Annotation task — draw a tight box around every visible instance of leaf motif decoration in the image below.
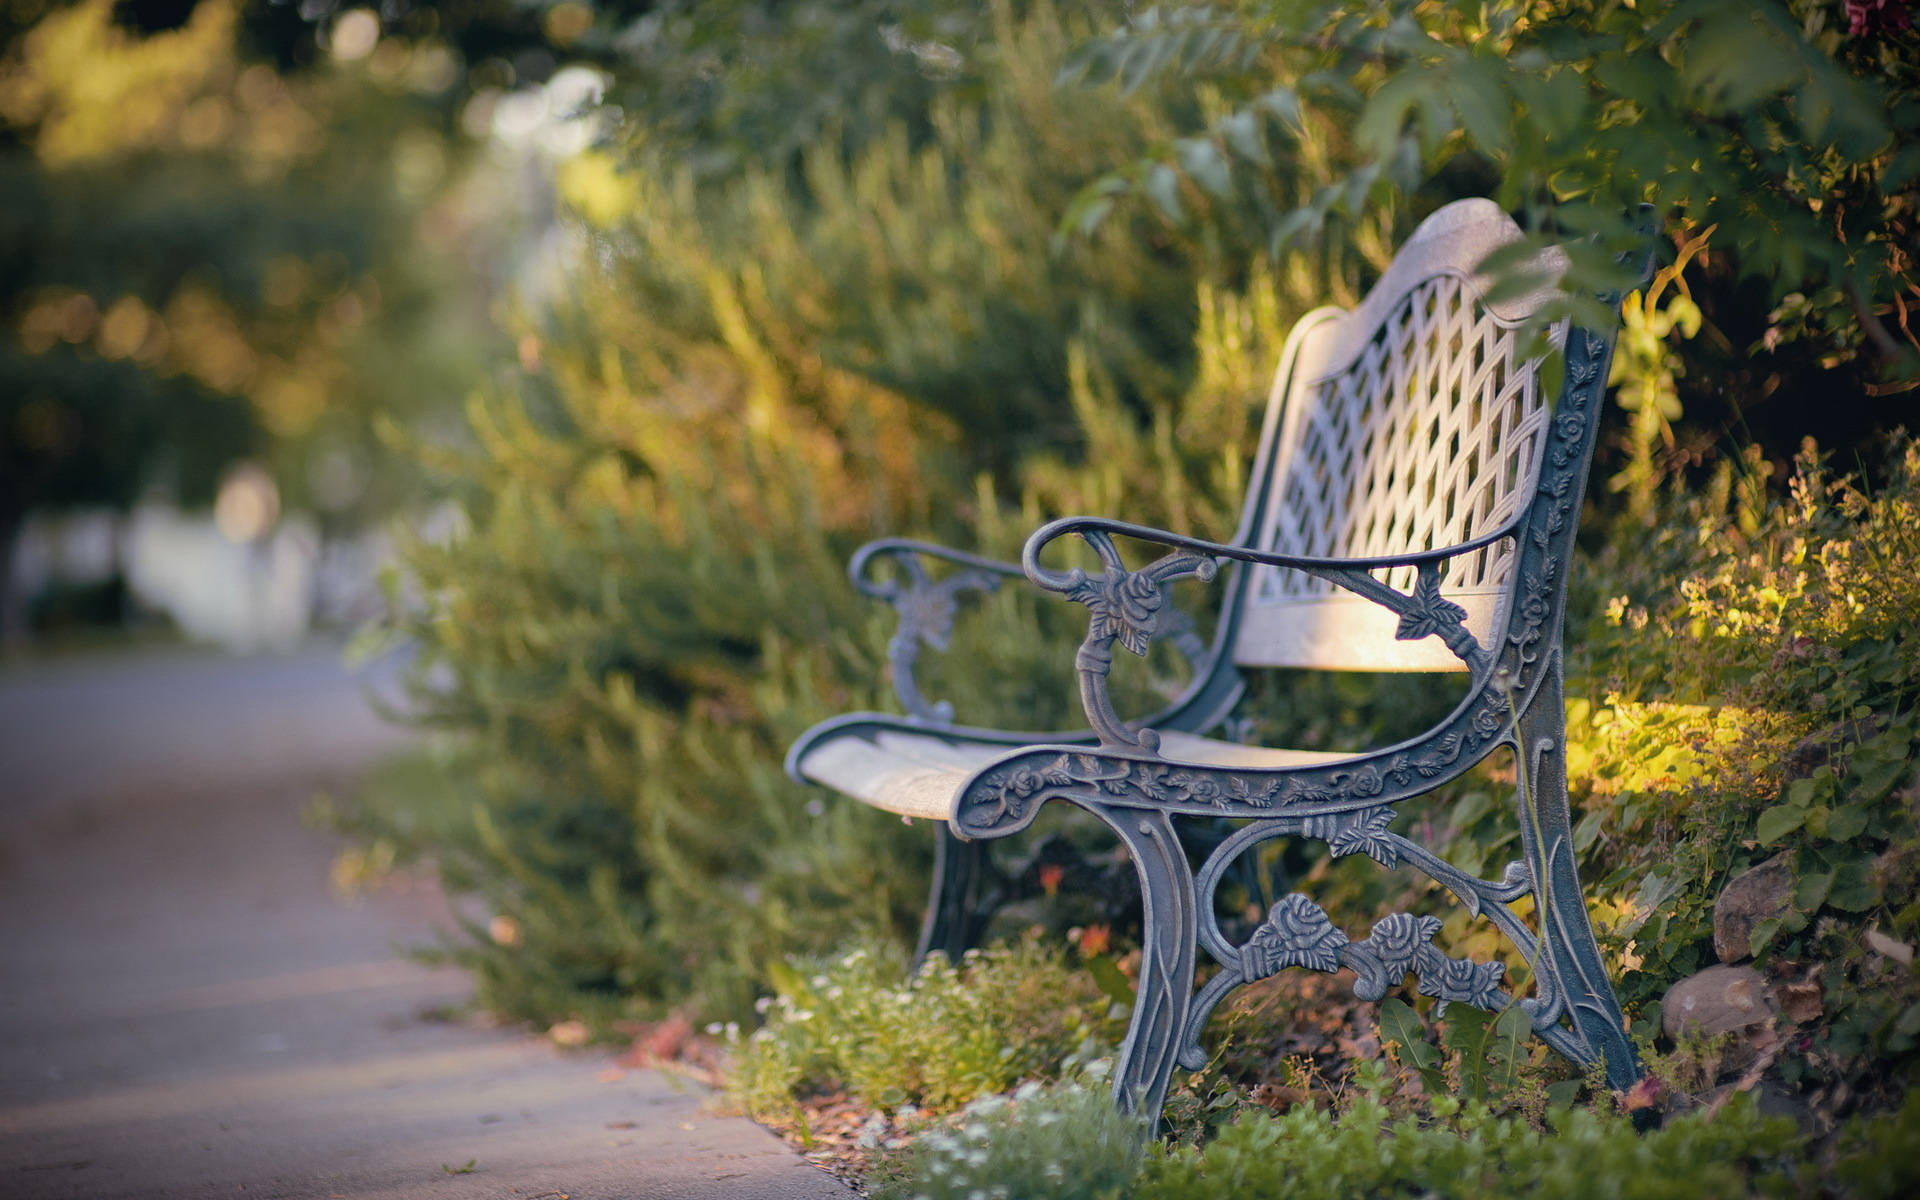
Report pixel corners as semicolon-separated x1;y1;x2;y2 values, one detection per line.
1395;571;1469;642
1330;806;1401;866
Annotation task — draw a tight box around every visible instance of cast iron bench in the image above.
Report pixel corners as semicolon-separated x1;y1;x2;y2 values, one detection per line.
787;198;1645;1123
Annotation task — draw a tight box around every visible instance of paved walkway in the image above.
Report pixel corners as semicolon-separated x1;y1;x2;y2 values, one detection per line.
0;644;851;1200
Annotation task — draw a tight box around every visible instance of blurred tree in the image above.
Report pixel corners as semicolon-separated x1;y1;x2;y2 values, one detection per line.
0;0;494;638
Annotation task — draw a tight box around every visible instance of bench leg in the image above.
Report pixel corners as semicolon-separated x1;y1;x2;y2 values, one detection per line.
914;824;993;969
1087;803;1197;1126
1516;656;1642;1089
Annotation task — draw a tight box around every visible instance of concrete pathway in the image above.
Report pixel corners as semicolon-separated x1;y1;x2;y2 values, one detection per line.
0;644;851;1200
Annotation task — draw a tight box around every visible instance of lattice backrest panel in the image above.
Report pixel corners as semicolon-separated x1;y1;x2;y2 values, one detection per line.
1230;200;1566;673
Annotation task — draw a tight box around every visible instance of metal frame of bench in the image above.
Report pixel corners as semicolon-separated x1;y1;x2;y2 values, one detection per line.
788;199;1646;1124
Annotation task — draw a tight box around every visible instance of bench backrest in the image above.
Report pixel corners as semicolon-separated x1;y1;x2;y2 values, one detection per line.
1227;199;1569;673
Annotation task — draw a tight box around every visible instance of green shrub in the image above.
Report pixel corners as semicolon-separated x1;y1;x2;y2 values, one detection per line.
1551;441;1920;1093
725;939;1117;1120
340;0;1318;1031
875;1064;1804;1200
1135;1082;1800;1200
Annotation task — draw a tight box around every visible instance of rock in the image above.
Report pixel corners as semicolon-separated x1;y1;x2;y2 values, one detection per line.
1703;1079;1815;1133
1714;853;1795;962
1777;716;1886;783
1663;965;1778;1072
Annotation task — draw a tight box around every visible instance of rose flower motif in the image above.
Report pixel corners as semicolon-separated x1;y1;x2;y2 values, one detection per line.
1171;772;1225;806
1365;912;1442;980
1518;587;1551;628
1472;703;1503;739
1004;766;1045;798
1242;894;1349;978
1418;953;1507;1010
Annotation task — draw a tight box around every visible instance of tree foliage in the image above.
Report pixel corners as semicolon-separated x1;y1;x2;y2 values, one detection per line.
1065;1;1919;478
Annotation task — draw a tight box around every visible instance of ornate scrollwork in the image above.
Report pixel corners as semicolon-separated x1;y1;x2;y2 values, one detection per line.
1235;895;1509;1010
885;568;1004;722
1052;538;1219;749
966;754;1082;828
852;541;1021;725
958;755;1432;837
1343;910;1509;1008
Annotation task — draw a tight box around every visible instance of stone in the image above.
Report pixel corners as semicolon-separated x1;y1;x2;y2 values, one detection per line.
1777;716;1886;783
1714;853;1795;962
1703;1079;1815;1134
1663;965;1778;1072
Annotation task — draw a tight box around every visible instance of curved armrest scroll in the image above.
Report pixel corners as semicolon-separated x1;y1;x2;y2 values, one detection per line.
1022;515;1517;747
849;539;1025;724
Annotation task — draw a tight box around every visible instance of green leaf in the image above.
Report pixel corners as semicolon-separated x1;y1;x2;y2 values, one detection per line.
1452;57;1512;155
1257;87;1303;134
1852;753;1909;801
1441;1004;1495;1101
1795;870;1834;912
1829;859;1879;912
1824;803;1870;843
1086;954;1135;1007
1176;138;1232;197
1546;1077;1583;1112
1143;163;1185;223
1490;1005;1532;1098
1377;997;1443;1081
1573;807;1606;854
1755;803;1807;845
1220;109;1270;167
1805;805;1832;839
1268;206;1319;253
1356;71;1429;162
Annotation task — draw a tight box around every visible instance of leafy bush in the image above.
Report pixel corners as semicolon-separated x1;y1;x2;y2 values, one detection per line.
340;0;1318;1029
724;939;1116;1120
1554;441;1920;1090
1135;1079;1799;1200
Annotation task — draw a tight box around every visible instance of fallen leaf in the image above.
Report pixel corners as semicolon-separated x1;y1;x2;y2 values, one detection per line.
1864;928;1914;965
1775;980;1824;1024
1619;1075;1665;1112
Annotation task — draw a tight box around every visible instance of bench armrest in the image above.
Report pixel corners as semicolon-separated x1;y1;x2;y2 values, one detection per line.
848;538;1027;724
1020;515;1518;750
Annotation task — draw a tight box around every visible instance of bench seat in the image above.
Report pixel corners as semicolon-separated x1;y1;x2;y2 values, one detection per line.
794;726;1350;822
